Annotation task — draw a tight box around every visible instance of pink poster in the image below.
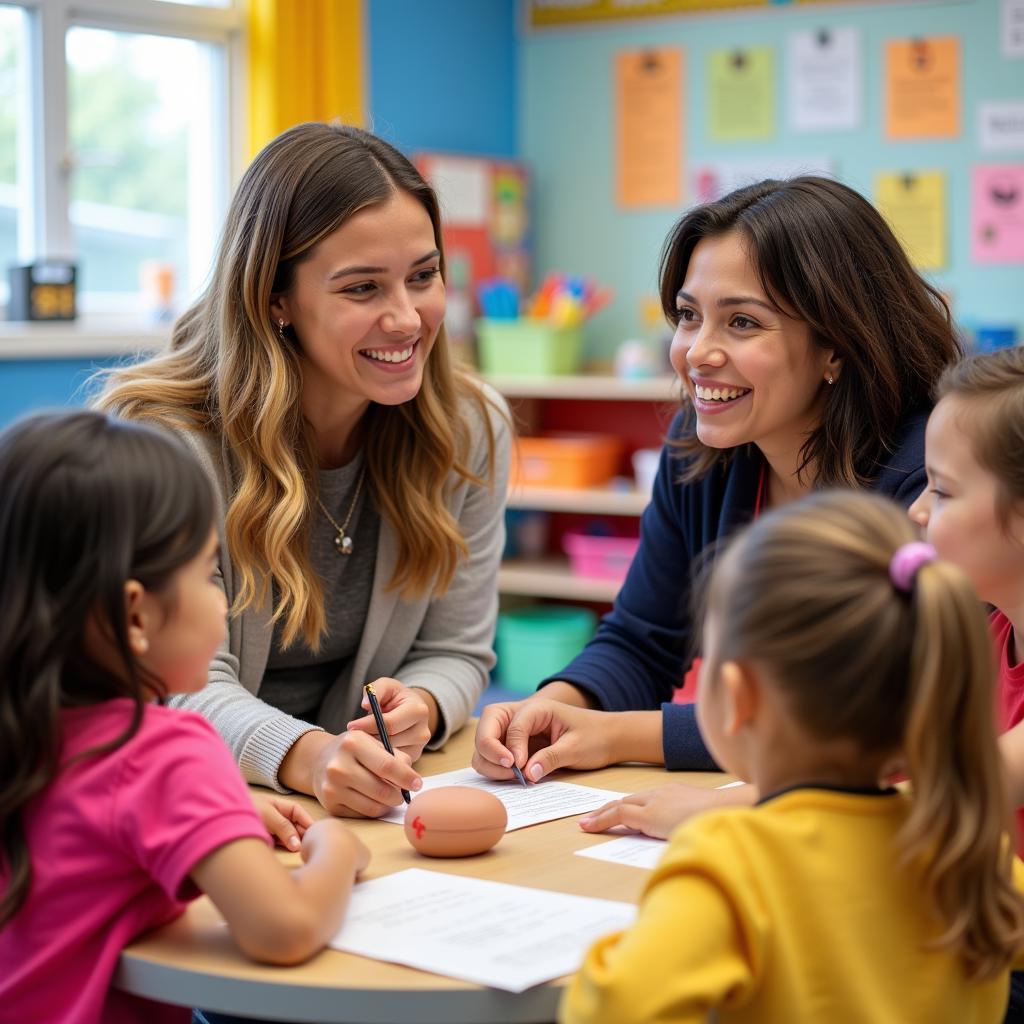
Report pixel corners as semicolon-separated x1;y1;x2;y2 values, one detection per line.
972;164;1024;264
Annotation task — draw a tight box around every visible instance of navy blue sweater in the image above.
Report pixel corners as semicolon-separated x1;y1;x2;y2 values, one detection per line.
541;410;929;770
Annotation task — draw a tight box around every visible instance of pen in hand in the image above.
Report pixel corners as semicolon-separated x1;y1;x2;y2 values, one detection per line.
364;683;412;804
511;763;528;787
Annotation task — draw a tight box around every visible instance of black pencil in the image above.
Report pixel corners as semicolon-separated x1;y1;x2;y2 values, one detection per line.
364;683;411;804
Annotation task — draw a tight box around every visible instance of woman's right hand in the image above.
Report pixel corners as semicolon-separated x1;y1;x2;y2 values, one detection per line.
472;698;621;781
306;730;423;817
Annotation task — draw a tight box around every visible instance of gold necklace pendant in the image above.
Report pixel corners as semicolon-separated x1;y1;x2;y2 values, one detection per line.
316;465;366;557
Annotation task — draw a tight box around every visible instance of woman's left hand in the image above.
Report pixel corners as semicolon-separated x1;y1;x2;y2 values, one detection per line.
252;791;316;851
346;677;434;762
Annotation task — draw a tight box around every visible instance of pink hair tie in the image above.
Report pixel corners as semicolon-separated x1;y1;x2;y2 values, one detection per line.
889;541;937;592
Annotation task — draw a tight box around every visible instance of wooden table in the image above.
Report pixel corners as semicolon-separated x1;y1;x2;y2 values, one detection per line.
114;726;727;1023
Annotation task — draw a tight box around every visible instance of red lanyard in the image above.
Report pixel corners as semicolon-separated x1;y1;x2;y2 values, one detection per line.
753;462;767;519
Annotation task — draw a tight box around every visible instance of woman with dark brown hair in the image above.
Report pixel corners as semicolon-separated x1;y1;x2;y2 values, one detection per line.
474;176;962;798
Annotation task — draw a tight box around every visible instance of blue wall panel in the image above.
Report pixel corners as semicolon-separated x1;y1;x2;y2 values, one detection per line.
367;0;518;157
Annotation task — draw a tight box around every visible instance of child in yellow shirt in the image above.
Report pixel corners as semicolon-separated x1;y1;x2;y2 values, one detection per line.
562;490;1024;1024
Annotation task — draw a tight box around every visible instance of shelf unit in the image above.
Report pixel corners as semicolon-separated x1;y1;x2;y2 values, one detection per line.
490;373;671;602
497;560;620;603
507;484;649;516
489;373;675;402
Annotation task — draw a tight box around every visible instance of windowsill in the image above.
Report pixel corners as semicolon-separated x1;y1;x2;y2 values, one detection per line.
0;316;170;360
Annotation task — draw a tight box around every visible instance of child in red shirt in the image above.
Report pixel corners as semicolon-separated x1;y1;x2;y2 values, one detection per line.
908;348;1024;855
0;411;370;1024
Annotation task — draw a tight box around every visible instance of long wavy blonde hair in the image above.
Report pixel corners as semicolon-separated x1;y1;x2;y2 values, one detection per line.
705;491;1024;979
97;122;500;650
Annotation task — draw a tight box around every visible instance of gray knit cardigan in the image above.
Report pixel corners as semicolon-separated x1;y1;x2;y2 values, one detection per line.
168;385;510;790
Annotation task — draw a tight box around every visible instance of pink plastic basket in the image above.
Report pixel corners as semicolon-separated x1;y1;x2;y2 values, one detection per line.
563;532;640;582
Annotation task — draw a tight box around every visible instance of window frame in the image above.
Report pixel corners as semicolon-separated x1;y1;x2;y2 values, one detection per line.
8;0;246;312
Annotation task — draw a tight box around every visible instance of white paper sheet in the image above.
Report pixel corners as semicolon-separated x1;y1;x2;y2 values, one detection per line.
717;780;745;789
329;868;636;992
692;156;834;204
575;834;667;870
382;767;625;831
980;101;1024;152
424;156;489;225
1004;0;1024;58
788;27;862;132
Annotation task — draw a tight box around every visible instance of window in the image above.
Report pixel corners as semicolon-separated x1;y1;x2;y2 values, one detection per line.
7;1;242;314
67;27;223;306
0;5;25;303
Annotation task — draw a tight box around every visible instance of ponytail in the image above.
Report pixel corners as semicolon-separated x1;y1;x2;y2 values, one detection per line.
710;490;1024;978
901;560;1024;978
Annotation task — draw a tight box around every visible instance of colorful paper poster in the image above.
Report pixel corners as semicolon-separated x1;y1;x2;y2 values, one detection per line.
788;27;861;133
885;37;960;140
1004;0;1024;58
709;48;775;142
980;102;1024;152
972;165;1024;264
691;156;834;204
875;172;947;270
616;48;684;209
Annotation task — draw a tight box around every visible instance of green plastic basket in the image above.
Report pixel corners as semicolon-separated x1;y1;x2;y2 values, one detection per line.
495;606;597;693
476;319;584;377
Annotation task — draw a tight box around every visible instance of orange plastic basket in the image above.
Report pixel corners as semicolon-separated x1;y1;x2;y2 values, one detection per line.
510;434;624;489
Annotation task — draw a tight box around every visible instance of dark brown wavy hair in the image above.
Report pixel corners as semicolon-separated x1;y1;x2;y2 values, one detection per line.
660;177;963;486
0;411;214;926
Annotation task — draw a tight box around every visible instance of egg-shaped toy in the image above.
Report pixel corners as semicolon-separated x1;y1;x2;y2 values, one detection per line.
403;786;507;857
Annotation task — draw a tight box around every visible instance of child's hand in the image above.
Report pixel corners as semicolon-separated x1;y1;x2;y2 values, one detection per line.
578;782;756;839
252;792;315;852
346;677;432;761
301;818;372;875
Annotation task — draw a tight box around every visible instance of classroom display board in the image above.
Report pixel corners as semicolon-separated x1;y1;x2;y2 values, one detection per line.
521;0;1022;360
413;153;530;351
529;0;918;29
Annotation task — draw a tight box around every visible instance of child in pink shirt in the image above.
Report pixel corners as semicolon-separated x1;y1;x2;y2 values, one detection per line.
0;411;370;1024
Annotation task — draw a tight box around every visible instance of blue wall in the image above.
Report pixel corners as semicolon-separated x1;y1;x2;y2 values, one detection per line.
367;0;518;157
0;358;119;425
521;0;1024;361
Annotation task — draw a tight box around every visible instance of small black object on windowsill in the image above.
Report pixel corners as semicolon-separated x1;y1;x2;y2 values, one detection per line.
7;262;77;321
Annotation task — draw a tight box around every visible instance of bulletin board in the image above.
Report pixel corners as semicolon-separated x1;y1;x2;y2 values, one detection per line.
528;0;955;29
520;0;1022;361
414;153;530;294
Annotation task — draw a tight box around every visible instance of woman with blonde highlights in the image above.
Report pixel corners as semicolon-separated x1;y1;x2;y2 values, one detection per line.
98;122;510;817
563;491;1024;1023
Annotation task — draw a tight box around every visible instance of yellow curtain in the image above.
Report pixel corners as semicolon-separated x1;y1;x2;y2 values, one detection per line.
248;0;365;158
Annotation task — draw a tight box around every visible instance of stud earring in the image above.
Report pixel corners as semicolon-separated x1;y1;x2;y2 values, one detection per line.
826;374;835;385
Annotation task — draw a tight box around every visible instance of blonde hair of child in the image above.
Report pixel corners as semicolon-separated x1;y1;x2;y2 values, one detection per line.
937;347;1024;532
705;490;1024;979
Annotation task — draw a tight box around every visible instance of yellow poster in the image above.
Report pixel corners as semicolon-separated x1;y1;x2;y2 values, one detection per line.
885;36;960;140
709;48;775;141
875;172;947;270
616;49;684;208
